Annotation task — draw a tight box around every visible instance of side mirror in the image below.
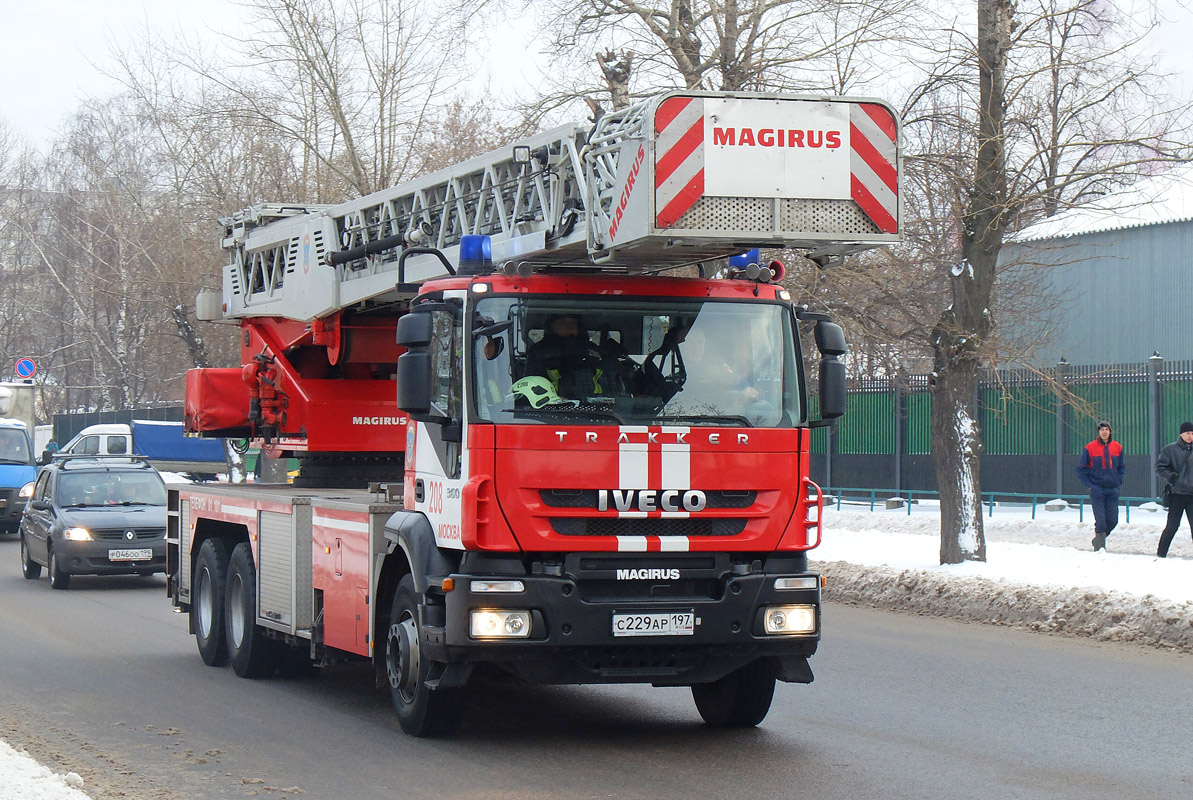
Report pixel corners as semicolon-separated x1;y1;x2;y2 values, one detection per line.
818;357;847;419
396;351;433;416
814;320;846;357
30;499;50;511
396;312;433;348
395;352;451;425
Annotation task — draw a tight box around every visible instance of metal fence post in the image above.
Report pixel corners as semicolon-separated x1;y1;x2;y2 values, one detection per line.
894;376;905;492
826;422;835;491
1148;351;1163;498
1055;357;1069;496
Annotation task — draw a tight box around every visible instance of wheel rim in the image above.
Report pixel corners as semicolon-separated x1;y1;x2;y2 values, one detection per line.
196;566;213;638
386;612;420;702
229;572;246;648
21;537;28;567
50;552;59;584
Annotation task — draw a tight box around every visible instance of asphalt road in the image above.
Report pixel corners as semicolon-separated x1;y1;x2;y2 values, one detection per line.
1;534;1190;800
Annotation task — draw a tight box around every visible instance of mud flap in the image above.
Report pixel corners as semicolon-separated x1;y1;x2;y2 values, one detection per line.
777;655;814;684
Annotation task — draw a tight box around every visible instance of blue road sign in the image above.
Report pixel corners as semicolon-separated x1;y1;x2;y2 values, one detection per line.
15;358;37;379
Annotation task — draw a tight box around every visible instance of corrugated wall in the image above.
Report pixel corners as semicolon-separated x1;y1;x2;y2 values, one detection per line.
1003;219;1193;365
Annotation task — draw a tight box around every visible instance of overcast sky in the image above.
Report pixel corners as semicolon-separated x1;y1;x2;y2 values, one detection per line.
2;0;1191;149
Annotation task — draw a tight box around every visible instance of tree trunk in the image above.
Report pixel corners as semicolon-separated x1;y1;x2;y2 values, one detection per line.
930;333;987;563
930;0;1011;564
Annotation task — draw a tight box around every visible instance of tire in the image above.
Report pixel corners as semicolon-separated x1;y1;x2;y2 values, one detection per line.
21;535;42;580
384;574;464;736
192;538;230;667
224;542;278;678
691;659;778;728
48;546;71;590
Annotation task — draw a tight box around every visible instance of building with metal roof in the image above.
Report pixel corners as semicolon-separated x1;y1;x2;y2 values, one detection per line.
1002;164;1193;366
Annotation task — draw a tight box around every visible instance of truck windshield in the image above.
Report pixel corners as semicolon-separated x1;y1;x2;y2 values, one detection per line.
0;428;31;464
471;296;802;427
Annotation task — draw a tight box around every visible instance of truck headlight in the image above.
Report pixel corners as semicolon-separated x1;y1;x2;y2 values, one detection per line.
64;527;93;542
763;604;817;635
19;481;34;499
470;609;531;638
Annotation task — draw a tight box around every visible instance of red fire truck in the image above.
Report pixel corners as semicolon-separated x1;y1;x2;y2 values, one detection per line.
168;90;900;736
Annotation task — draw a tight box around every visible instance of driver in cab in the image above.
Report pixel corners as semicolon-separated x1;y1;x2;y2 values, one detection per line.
525;314;628;402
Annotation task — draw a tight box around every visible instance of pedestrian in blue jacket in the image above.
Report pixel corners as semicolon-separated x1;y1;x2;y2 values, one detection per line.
1077;421;1125;551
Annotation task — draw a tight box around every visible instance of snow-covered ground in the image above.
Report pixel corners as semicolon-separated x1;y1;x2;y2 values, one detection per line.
4;498;1192;797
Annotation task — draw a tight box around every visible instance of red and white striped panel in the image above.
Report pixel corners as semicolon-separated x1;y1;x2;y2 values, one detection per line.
613;425;692;552
654;96;706;229
849;103;899;233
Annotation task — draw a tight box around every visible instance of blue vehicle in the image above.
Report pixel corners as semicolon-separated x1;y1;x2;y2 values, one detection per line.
0;419;37;533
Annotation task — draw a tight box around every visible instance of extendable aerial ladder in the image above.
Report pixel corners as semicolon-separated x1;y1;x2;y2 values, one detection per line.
189;90;900;476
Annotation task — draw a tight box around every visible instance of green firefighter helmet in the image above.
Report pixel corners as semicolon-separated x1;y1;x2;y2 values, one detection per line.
509;376;564;408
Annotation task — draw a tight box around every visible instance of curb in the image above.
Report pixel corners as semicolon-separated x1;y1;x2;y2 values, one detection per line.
817;560;1193;653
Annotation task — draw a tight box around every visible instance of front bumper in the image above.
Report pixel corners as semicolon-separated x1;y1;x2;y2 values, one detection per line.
425;555;821;686
54;538;167;575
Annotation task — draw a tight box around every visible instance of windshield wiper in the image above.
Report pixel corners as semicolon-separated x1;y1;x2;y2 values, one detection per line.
0;458;30;465
652;414;753;428
501;405;628;425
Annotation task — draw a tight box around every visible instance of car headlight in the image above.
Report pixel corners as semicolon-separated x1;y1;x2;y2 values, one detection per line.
19;481;34;499
64;527;93;542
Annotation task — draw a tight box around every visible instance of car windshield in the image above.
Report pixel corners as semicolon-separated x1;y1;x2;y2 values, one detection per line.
0;428;31;464
471;296;802;427
57;471;167;507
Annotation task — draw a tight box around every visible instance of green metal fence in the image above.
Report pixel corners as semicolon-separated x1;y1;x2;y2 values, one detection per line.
825;357;1193;496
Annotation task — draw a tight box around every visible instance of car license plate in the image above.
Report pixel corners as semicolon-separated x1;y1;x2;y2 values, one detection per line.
109;548;153;562
612;611;695;637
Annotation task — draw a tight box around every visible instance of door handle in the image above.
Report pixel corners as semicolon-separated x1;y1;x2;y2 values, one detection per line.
415;479;425;503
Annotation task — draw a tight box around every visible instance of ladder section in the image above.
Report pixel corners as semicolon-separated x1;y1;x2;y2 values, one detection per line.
219;91;902;323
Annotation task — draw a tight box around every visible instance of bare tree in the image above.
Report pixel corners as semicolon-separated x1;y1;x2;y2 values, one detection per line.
910;0;1193;563
459;0;922;119
152;0;468;200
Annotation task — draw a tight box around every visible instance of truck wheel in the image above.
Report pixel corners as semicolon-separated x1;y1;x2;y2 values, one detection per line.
225;542;279;678
691;659;777;728
48;546;71;590
193;538;230;667
384;574;464;736
21;535;42;579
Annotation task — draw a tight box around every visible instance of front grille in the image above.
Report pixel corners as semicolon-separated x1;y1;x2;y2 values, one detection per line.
550;517;747;537
541;489;756;509
92;528;165;541
0;488;18;519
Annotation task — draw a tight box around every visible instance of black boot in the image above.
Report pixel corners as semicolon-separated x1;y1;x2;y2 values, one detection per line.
1091;532;1106;551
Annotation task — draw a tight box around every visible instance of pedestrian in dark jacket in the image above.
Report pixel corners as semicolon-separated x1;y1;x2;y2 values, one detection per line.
1077;420;1125;551
1154;421;1193;557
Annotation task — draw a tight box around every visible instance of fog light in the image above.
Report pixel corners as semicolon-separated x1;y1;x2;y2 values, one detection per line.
64;527;93;542
470;609;532;639
470;579;525;593
774;576;820;591
764;604;817;635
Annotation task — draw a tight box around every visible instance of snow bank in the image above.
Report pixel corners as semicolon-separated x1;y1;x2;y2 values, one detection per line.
0;739;91;800
815;505;1193;652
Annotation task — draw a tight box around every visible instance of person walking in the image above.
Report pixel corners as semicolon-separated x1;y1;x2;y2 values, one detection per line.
1077;421;1125;551
1154;421;1193;558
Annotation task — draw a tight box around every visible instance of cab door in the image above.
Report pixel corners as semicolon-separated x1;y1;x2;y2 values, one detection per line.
402;300;468;549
